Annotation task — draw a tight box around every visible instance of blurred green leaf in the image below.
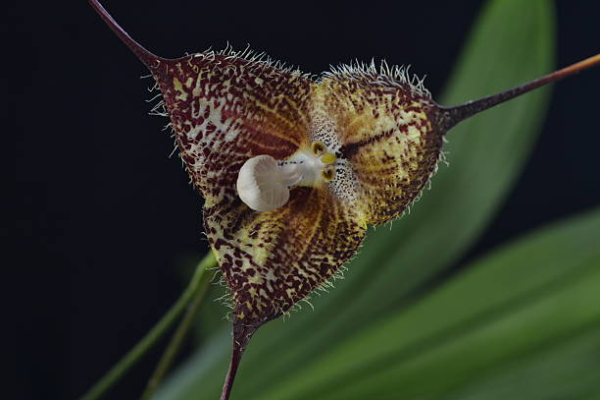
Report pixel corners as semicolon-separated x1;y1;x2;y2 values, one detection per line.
444;325;600;400
156;0;556;399
581;387;600;400
257;208;600;399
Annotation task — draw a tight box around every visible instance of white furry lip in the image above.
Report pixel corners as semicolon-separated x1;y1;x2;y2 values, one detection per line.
236;155;302;212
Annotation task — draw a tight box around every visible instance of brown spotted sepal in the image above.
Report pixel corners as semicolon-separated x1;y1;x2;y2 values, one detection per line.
146;54;444;330
88;0;444;334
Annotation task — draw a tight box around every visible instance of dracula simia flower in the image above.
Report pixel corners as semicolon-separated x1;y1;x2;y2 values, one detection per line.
89;0;445;330
89;1;600;398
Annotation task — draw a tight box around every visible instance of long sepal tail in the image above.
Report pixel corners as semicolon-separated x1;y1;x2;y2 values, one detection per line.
88;0;165;69
440;53;600;131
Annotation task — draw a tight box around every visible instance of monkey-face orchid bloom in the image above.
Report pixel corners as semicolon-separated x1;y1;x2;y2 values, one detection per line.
91;0;445;330
89;1;600;398
166;54;445;332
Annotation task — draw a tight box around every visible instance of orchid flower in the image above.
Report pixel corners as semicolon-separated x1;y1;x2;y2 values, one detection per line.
88;1;600;398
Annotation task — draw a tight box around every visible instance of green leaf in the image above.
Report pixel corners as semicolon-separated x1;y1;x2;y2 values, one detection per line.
256;208;600;399
443;325;600;400
155;0;556;398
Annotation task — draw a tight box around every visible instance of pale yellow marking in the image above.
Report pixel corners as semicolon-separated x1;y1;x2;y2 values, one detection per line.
173;77;188;102
407;125;422;142
210;245;221;263
192;71;204;97
345;111;374;132
247;273;264;285
238;207;292;267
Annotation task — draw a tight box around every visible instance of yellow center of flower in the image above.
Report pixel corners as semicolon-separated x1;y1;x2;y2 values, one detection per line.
236;142;338;212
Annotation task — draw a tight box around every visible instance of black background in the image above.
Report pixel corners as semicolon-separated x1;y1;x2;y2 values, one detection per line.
6;1;600;399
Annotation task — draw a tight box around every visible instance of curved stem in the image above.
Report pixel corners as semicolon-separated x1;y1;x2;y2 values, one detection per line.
78;252;217;400
141;264;213;400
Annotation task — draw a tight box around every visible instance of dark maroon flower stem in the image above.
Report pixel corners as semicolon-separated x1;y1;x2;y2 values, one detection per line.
220;321;259;400
439;53;600;132
220;344;243;400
